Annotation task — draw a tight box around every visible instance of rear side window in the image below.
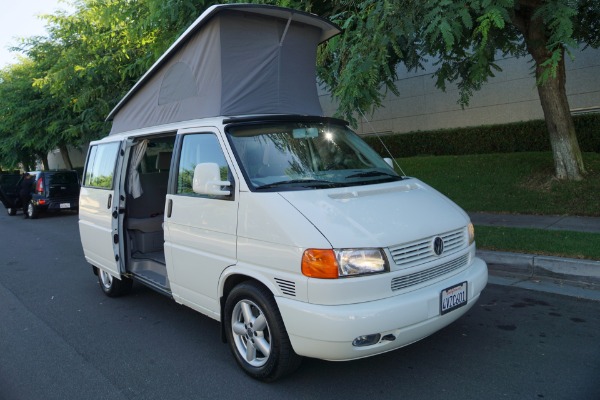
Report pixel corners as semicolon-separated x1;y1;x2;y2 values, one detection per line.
46;172;78;186
84;142;120;189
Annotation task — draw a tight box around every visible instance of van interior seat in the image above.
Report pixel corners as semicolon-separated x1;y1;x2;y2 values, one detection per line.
155;151;172;172
126;169;169;254
127;216;163;232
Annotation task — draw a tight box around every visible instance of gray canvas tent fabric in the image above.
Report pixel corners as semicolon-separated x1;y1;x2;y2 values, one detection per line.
108;5;340;135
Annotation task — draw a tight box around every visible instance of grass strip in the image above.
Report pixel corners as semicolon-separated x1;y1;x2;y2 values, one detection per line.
475;225;600;260
398;152;600;216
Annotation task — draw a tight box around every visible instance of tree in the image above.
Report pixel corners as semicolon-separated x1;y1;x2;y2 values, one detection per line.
311;0;600;181
0;61;57;170
28;0;215;144
31;0;156;145
1;0;219;167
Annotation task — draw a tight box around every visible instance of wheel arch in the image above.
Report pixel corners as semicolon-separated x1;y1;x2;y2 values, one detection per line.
219;271;278;343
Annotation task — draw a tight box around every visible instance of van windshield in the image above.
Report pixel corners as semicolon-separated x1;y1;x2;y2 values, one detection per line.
227;121;402;191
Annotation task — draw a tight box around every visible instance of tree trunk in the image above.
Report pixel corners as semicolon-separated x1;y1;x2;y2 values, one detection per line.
534;52;585;180
59;144;74;170
512;1;586;181
40;154;50;171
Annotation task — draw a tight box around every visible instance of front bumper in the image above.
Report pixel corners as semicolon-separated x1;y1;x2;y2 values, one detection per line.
276;257;488;361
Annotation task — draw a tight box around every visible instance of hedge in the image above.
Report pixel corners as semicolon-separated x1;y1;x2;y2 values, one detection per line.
363;113;600;157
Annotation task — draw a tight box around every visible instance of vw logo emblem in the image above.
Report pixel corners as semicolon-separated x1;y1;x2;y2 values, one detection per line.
433;237;444;256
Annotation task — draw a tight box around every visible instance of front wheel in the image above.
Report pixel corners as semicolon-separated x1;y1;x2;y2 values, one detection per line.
97;268;133;297
224;282;302;382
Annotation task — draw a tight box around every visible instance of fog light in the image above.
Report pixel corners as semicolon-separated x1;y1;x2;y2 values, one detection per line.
352;334;381;347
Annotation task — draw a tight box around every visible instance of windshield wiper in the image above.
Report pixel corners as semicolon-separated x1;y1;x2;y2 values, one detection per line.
346;170;401;179
255;179;338;190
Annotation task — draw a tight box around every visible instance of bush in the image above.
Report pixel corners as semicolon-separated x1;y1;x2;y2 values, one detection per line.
363;114;600;157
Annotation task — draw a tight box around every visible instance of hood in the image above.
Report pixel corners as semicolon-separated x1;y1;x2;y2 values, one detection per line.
279;178;469;249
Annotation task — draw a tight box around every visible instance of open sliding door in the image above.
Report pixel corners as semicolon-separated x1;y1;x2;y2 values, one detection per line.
79;139;130;278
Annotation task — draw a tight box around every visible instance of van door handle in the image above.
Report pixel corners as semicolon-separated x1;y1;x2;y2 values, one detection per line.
167;199;173;218
107;194;112;209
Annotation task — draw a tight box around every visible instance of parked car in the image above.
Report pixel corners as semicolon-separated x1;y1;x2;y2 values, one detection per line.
0;172;23;215
22;170;80;219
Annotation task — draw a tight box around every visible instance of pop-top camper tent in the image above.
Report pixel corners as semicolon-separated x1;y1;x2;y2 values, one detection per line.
107;4;340;135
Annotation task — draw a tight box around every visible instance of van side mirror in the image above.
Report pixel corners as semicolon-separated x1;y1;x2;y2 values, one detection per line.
383;158;394;169
192;163;231;196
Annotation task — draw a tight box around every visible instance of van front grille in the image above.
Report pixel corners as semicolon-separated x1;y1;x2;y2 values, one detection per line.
391;254;469;291
389;228;466;267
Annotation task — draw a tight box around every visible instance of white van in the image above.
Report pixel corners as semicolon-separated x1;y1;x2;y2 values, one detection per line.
79;4;487;382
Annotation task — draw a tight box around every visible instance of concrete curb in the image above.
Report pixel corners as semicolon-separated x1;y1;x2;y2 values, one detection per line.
477;250;600;285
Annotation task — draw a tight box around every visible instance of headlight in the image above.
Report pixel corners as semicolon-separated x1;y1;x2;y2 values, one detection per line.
336;249;388;276
302;248;389;279
468;222;475;245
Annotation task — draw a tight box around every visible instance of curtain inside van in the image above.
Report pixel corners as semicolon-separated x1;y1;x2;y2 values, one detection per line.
128;140;148;199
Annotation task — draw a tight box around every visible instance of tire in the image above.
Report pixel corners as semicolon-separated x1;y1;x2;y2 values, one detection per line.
7;207;17;216
224;281;302;382
97;268;133;297
27;202;39;219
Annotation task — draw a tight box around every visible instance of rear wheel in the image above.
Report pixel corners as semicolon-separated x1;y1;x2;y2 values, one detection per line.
97;268;133;297
7;207;17;216
27;202;39;219
224;281;302;382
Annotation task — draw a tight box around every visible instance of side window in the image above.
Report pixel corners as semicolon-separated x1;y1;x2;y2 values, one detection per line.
176;134;229;196
83;142;120;189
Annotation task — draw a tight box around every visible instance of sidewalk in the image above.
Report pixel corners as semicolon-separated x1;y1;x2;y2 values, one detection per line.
468;212;600;288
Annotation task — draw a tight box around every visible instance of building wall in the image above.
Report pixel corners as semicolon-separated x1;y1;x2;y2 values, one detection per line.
319;47;600;135
47;146;87;170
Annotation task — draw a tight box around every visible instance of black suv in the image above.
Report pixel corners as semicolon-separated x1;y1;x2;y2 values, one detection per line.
2;170;80;219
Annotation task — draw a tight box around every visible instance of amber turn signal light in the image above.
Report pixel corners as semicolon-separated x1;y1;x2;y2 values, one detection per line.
301;249;338;279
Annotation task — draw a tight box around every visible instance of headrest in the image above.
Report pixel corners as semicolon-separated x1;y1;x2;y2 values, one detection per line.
155;152;172;170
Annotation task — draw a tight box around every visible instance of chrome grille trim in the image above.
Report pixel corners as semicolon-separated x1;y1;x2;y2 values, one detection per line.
391;254;470;291
389;228;466;267
274;278;296;297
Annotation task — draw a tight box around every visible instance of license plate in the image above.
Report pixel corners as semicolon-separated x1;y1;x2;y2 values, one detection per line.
440;282;468;315
60;203;71;209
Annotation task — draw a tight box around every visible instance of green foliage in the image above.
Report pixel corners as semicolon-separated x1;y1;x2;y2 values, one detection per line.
88;174;114;189
0;60;59;169
532;0;578;84
364;114;600;157
312;0;598;122
574;0;600;47
0;0;216;168
317;0;421;124
35;0;162;143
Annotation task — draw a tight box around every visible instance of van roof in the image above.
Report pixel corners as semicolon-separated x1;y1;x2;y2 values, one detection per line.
107;4;340;136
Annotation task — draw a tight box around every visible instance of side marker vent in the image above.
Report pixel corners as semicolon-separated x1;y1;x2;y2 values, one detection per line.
274;278;296;297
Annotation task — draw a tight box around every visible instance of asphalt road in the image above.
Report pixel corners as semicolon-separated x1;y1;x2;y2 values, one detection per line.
1;211;599;400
